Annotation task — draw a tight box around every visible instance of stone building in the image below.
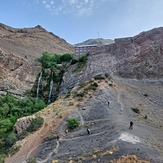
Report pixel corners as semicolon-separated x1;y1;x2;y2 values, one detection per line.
74;44;98;56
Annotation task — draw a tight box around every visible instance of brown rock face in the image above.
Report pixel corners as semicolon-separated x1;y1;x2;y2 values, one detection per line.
107;27;163;78
0;23;74;96
15;115;35;135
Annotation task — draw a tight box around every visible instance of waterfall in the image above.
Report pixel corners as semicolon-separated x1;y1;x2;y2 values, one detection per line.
36;71;43;99
48;72;54;103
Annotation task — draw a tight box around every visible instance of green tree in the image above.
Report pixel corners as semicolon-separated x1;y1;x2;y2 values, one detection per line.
4;132;17;147
0;119;13;133
37;52;56;68
60;54;73;62
78;54;88;63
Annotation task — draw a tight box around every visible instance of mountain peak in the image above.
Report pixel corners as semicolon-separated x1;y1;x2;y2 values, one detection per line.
75;38;114;46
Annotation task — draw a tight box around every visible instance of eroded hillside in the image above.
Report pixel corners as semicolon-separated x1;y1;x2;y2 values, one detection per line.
0;23;73;96
5;77;163;163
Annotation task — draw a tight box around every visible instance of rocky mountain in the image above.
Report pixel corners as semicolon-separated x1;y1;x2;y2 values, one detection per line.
75;38;114;46
0;23;74;96
60;27;163;96
3;26;163;163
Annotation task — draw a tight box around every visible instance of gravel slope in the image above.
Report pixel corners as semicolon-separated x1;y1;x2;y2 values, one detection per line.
33;77;163;163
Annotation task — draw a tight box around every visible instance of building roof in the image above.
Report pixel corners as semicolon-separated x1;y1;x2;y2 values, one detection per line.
75;44;98;48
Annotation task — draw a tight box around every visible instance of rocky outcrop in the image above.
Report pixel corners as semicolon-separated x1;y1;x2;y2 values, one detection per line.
0;48;41;96
0;23;74;96
59;27;163;95
107;27;163;78
15;115;35;135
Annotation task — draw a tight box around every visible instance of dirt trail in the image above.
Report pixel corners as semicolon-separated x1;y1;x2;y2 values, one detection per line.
5;88;93;163
36;140;60;163
76;110;84;126
5;78;163;163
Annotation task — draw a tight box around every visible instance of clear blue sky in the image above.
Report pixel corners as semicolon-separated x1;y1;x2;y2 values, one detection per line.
0;0;163;44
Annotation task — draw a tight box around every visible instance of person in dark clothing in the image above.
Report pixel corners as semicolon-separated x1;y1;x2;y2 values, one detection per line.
56;135;60;140
144;115;148;119
129;121;133;129
108;101;110;106
87;128;90;135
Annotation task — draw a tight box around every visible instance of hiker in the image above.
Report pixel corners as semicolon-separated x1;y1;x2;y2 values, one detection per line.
65;129;68;134
129;121;133;130
144;115;148;119
108;101;110;106
56;135;60;141
87;128;90;135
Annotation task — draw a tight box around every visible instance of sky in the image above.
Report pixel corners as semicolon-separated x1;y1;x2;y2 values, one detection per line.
0;0;163;44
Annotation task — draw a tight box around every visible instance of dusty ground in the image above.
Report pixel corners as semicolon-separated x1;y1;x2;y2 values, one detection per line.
5;77;163;163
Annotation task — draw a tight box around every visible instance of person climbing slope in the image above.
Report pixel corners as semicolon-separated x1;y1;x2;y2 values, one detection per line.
87;128;90;135
129;121;134;130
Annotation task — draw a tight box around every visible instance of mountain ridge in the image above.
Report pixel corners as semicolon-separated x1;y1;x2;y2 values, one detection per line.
75;38;114;46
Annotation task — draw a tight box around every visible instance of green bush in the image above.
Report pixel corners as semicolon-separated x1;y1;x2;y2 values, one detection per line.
67;118;79;129
0;93;46;158
26;117;44;133
60;54;73;62
78;54;88;63
4;132;17;147
91;82;98;87
71;58;78;65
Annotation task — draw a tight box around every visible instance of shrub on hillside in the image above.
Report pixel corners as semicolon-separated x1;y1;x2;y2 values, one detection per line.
26;117;44;133
78;54;88;63
67;118;79;130
71;58;78;65
91;82;98;87
60;54;73;62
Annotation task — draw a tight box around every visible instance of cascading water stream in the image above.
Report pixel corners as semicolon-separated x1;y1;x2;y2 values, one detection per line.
36;71;43;99
48;72;54;103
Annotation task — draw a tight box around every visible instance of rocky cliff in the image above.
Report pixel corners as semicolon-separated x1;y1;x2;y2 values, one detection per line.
60;27;163;95
107;27;163;78
0;23;74;96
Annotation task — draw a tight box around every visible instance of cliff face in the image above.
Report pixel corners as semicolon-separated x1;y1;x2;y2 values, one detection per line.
109;27;163;78
0;49;41;95
60;27;163;95
0;23;74;96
